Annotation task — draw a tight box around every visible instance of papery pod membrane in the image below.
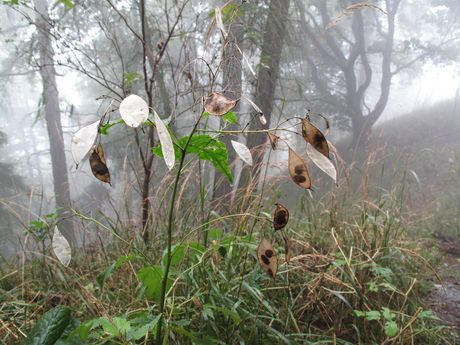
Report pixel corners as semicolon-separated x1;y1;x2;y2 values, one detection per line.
70;120;100;167
273;203;289;230
89;144;111;184
52;226;71;267
119;94;149;127
268;132;279;150
154;111;175;170
306;143;337;184
301;117;330;158
204;92;237;116
288;147;311;189
243;96;267;125
257;238;277;279
284;236;292;264
231;140;253;166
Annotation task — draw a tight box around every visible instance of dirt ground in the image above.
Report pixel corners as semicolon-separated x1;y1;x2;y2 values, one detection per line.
425;245;460;337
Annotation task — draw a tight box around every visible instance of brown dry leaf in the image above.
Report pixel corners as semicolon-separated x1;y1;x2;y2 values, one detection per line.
284;236;292;263
89;144;111;184
301;118;330;158
273;203;289;230
257;238;277;279
288;147;311;189
204;92;237;116
268;132;279;150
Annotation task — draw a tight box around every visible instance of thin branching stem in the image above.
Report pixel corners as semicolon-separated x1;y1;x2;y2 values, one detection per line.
155;111;205;344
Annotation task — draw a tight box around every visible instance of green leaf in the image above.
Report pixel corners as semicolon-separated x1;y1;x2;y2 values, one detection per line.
93;316;130;337
384;320;399;337
163;243;186;267
127;314;161;341
137;266;171;302
354;310;381;321
3;0;20;5
97;255;139;288
99;119;125;135
203;304;241;325
222;111;237;124
57;0;73;8
152;134;232;183
381;307;395;321
208;228;223;241
24;306;72;345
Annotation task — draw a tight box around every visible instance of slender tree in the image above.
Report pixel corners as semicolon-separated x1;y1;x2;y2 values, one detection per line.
34;0;76;245
214;2;244;205
245;0;291;183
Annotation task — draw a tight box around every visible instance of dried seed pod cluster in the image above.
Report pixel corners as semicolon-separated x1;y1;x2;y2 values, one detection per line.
257;203;293;279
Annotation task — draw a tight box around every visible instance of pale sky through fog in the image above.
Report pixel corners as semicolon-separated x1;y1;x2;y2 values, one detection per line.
380;64;460;122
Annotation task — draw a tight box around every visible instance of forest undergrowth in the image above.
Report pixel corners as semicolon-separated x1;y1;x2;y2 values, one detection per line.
1;154;459;344
1;102;460;344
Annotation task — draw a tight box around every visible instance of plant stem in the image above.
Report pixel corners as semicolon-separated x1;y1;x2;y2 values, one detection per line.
155;112;204;344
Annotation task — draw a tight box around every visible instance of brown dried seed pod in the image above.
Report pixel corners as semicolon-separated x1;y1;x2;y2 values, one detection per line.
257;238;277;279
89;144;111;184
273;203;289;230
203;92;237;116
268;132;279;150
301;117;330;158
288;147;311;189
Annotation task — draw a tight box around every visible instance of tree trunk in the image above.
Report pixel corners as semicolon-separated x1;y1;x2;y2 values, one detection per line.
34;0;76;245
244;0;290;185
214;3;244;207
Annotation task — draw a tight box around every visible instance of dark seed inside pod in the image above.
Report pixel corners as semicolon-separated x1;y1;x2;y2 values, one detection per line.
265;249;274;258
267;268;274;278
294;165;304;175
294;175;306;183
94;163;108;175
261;254;270;265
275;211;286;224
314;133;323;145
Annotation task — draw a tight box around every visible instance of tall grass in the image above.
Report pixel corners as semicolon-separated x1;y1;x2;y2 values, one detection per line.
1;140;457;344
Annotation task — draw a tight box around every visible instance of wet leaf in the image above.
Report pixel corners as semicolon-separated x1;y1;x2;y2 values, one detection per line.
119;94;149;127
231;140;253;166
70;120;100;167
154;111;175;170
306;143;337;183
89;144;111;184
24;305;71;345
301;117;330;158
257;238;277;279
204;93;237;116
273;203;289;230
284;236;292;263
288;147;311;189
52;226;71;267
268;132;279;150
